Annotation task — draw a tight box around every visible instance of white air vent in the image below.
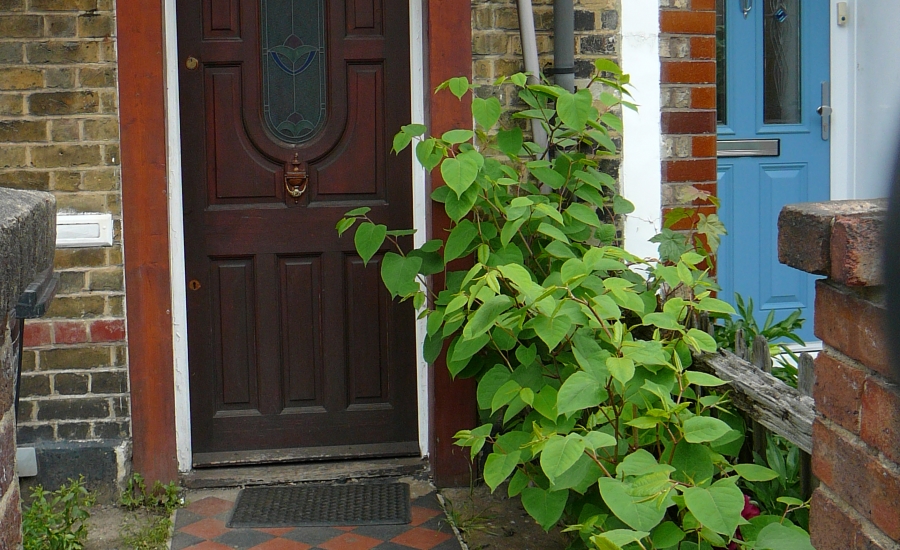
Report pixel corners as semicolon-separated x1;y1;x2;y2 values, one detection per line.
56;213;114;248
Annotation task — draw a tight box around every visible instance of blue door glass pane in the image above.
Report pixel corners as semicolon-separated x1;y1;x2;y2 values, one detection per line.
763;0;801;124
261;0;326;144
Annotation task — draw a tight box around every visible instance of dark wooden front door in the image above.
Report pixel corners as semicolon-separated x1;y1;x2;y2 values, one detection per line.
177;0;418;466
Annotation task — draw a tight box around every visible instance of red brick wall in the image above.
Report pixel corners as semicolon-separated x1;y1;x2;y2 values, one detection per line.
778;201;900;550
0;314;23;549
659;0;717;215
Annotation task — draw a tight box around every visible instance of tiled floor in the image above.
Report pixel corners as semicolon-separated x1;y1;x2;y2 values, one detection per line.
171;489;460;550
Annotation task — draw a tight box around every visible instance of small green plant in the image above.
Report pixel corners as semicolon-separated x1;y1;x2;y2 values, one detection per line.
22;476;96;550
714;294;806;387
338;63;813;550
119;473;184;549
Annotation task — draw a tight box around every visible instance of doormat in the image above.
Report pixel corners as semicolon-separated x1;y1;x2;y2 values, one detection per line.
227;482;411;528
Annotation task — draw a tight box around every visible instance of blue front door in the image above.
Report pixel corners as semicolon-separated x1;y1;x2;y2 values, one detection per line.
716;0;830;344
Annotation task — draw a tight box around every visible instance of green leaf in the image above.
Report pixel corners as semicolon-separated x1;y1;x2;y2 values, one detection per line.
443;184;479;222
556;89;593;129
491;379;523;413
354;223;387;265
642;312;684;331
732;464;779;482
753;523;814;550
685;372;727;387
682;416;732;443
528;315;572;351
440;156;479;198
508;469;529;497
685;328;719;353
442;129;474;144
497;127;523;156
607;357;635;384
448;76;469;99
521;487;568;531
393;130;413;153
593;530;651;549
583;431;617;450
500;217;527;246
473;96;502;129
477;365;511;410
336;217;356;236
463;295;514;339
613;195;635;215
598;477;667;532
670;442;714;486
345;206;371;217
537;222;570;243
416;138;443;171
600;112;624;133
557;372;604;416
423;333;443;363
515;344;537;366
529;165;567;189
696;297;736;315
444;220;478;263
566;203;602;227
484;451;522;492
380;252;422;298
533;385;559;420
540;433;585;482
594;58;622;75
682;482;745;536
651;521;685;549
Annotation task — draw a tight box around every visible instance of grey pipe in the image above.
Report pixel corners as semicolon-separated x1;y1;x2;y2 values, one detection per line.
516;0;548;151
553;0;575;93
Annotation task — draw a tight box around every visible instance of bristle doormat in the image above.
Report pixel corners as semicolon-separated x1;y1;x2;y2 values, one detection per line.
227;482;411;528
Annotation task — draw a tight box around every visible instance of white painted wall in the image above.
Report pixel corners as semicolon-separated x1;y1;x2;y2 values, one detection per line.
620;0;662;260
830;0;900;200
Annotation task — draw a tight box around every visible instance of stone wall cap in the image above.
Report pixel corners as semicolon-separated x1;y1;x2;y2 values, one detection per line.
778;199;886;286
0;187;56;317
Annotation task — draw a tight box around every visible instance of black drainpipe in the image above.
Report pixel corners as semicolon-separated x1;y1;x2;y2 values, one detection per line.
552;0;575;93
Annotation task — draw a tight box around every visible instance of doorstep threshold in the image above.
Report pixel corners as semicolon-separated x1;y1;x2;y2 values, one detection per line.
180;456;428;489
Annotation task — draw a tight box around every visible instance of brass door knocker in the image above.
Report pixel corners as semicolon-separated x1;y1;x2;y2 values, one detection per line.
284;153;309;204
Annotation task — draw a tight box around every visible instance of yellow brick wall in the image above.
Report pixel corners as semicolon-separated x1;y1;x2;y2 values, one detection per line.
0;0;129;444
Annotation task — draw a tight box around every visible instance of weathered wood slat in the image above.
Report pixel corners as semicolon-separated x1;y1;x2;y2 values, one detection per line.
695;349;816;453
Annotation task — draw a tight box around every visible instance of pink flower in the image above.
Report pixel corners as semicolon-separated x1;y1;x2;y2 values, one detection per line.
741;494;761;520
723;495;761;549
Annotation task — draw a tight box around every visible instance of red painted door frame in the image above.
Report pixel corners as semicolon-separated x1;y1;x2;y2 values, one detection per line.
117;0;475;485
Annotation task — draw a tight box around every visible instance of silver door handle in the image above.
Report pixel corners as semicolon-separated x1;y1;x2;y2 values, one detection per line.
816;82;831;141
741;0;753;18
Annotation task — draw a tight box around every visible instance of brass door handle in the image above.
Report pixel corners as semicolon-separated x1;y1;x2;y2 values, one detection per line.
284;153;308;203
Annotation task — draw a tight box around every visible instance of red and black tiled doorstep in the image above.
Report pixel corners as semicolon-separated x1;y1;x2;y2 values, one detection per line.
171;490;461;550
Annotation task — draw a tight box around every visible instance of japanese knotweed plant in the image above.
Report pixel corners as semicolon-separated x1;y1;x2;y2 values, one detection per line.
337;62;812;550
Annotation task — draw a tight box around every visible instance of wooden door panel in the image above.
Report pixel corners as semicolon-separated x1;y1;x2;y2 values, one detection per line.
345;254;391;406
206;0;241;38
206;68;279;202
347;0;381;34
315;65;383;196
279;255;325;408
211;257;258;411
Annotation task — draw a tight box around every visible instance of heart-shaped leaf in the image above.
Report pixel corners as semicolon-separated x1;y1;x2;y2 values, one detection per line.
354;222;387;265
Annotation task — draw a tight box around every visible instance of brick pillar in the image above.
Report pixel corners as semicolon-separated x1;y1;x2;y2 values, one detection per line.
0;188;57;550
779;199;900;550
659;0;717;217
